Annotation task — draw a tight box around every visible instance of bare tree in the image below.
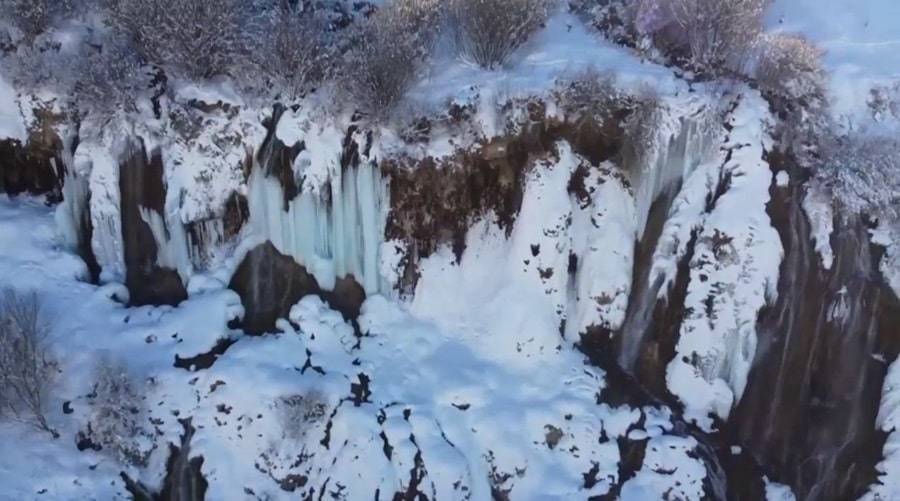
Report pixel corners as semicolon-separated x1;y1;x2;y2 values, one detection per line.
240;1;330;104
570;0;638;46
84;358;152;466
449;0;555;69
755;33;825;101
0;0;73;42
817;134;900;223
73;37;148;126
342;0;443;117
868;82;900;122
104;0;245;79
0;289;57;437
635;0;768;74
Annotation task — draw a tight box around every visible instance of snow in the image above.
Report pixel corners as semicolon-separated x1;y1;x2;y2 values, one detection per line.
0;188;712;499
766;0;900;129
0;75;26;142
3;1;897;497
864;357;900;500
410;12;685;116
802;183;836;270
765;477;797;501
664;93;784;430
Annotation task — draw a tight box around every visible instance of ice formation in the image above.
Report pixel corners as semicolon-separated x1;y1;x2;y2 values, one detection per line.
247;123;389;294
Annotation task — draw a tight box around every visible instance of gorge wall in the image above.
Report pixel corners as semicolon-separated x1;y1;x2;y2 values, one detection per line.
1;88;898;500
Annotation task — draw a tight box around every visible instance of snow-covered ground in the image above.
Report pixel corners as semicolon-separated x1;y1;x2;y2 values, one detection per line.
2;1;899;500
766;0;900;128
0;158;711;499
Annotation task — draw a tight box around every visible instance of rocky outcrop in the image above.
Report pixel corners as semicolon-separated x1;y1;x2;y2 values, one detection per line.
0;109;64;199
229;242;367;335
731;161;900;500
228;242;321;334
119;139;187;306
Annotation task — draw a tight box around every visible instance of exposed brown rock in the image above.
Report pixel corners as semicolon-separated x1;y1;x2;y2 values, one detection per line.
0;108;65;199
729;157;900;501
228;242;321;335
384;96;634;293
119;139;187;307
228;241;369;335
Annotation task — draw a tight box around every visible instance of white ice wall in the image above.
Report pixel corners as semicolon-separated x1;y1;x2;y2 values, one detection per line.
247;126;389;294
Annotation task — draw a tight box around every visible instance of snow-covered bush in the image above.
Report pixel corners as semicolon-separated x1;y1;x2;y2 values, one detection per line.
868;81;900;122
239;2;329;103
556;68;623;126
84;359;152;466
105;0;245;79
0;0;72;41
755;33;826;102
817;134;900;223
636;0;767;74
450;0;555;69
341;0;442;116
570;0;637;46
73;38;148;125
277;391;327;441
0;289;57;437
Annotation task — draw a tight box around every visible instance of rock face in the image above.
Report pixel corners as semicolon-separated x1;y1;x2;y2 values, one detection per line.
0;111;64;199
229;242;321;334
229;241;368;335
119;139;187;306
731;163;900;500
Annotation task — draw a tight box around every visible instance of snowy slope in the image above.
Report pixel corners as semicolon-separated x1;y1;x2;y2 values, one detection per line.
766;0;900;126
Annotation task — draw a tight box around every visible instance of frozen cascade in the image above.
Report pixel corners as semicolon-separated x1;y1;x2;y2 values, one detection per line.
186;219;226;270
247;156;389;294
139;206;193;284
54;140;89;254
75;141;126;282
617;104;722;371
631;107;718;239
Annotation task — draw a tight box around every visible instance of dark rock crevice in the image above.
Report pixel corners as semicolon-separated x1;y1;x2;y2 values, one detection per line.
228;242;367;335
728;155;900;501
0;108;65;199
122;419;208;501
119;138;187;307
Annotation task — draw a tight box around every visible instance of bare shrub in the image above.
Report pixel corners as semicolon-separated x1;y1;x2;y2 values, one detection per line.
450;0;555;69
0;0;73;42
0;289;57;436
570;0;638;46
240;2;329;103
556;68;623;126
105;0;245;79
73;38;148;125
83;359;152;466
342;0;442;117
277;391;327;441
756;33;826;101
817;134;900;223
634;0;767;74
867;81;900;122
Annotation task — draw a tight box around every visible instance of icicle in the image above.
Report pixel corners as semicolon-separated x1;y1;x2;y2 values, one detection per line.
139;207;193;283
246;144;389;294
632;107;717;238
187;219;226;270
54;144;90;253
